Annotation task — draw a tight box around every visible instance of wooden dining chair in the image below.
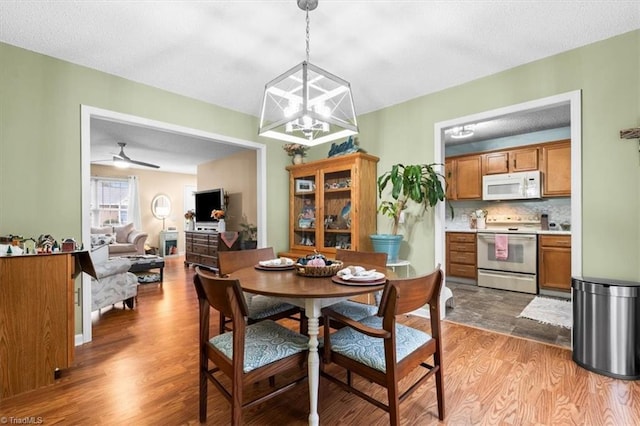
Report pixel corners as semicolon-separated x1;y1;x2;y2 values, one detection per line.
321;266;445;426
331;249;388;321
217;248;303;334
193;268;309;425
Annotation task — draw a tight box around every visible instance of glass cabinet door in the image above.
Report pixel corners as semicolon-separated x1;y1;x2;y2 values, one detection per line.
292;174;317;250
285;153;379;259
320;168;352;251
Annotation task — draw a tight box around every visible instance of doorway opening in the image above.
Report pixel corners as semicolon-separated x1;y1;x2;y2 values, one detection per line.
80;105;267;344
433;90;582;346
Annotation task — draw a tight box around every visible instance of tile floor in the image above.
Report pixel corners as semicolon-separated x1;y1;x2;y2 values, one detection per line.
444;281;572;348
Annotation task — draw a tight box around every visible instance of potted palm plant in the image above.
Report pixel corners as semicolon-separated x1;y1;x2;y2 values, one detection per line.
371;163;448;261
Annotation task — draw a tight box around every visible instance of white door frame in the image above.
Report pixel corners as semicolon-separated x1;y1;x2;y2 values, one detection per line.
79;105;267;344
434;90;583;298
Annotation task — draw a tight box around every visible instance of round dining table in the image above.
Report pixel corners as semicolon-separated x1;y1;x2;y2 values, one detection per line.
230;264;394;426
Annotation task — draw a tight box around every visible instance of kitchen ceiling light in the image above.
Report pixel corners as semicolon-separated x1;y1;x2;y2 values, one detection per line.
258;0;358;147
450;125;475;139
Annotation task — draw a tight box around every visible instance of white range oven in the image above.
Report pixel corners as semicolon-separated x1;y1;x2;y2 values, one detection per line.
476;215;541;294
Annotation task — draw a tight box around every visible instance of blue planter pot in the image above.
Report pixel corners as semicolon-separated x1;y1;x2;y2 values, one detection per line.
370;234;403;263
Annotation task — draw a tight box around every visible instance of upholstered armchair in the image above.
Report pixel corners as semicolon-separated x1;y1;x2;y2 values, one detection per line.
90;244;138;311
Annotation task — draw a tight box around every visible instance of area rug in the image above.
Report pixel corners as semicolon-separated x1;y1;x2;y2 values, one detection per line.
136;272;161;283
517;297;572;329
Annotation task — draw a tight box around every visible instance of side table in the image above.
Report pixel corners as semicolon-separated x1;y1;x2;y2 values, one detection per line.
386;259;411;277
159;230;179;257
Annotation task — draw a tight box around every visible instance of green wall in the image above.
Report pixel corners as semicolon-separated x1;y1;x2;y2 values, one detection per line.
358;29;639;280
0;41;272;240
1;29;639;287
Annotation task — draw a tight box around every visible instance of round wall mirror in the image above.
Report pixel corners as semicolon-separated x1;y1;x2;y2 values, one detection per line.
151;194;171;219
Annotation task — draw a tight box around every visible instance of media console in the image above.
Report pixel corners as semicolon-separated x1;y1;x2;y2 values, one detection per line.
184;230;240;271
195;222;219;232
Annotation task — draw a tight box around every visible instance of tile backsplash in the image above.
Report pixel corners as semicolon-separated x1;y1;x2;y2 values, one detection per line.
446;198;571;229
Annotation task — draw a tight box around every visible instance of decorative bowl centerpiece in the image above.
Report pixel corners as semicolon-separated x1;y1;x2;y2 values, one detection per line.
295;253;343;277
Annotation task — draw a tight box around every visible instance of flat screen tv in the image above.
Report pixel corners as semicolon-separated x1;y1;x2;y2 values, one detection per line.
194;188;225;224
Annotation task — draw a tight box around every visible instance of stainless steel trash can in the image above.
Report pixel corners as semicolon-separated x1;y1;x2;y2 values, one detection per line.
572;277;640;380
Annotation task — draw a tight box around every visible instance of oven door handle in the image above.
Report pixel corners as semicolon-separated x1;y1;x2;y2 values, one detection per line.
477;234;537;241
477;269;536;278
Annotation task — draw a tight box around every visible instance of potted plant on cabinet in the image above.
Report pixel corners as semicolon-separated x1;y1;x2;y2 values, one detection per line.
371;163;448;262
239;218;258;250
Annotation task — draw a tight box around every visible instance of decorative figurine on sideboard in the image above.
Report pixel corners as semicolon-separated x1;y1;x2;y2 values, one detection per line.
327;136;364;158
36;234;57;253
23;238;37;254
62;238;77;252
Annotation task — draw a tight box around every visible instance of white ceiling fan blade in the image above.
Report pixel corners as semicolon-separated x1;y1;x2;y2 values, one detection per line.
128;158;160;169
113;142;160;168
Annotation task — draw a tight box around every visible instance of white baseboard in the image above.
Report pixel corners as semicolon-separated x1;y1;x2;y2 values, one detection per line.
75;333;86;346
412;308;430;318
410;287;453;320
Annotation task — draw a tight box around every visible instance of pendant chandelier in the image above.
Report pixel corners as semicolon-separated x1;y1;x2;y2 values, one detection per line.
258;0;358;146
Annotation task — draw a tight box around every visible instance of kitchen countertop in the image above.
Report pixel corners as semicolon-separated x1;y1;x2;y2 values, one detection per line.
446;228;571;235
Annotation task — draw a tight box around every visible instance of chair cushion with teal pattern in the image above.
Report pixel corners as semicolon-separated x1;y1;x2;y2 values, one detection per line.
328;300;378;321
247;295;298;320
328;316;432;372
210;320;309;373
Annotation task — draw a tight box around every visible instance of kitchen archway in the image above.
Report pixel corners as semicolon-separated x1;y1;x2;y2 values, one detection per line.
434;90;582;345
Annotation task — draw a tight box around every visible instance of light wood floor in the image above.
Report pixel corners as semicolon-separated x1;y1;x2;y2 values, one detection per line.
1;256;639;425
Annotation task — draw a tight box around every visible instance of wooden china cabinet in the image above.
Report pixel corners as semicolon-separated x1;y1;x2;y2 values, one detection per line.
279;152;379;260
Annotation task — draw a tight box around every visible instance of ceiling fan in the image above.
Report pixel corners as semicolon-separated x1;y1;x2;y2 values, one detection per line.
112;142;160;169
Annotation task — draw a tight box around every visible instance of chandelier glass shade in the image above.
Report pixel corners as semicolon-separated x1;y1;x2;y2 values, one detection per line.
258;0;358;146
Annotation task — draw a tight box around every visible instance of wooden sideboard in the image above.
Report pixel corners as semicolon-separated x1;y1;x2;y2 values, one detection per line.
184;230;240;272
0;251;94;399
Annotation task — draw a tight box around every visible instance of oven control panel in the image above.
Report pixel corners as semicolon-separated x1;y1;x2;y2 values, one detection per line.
485;214;541;225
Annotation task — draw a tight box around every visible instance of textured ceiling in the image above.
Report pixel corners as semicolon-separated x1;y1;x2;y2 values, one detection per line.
89;118;249;173
1;1;638;174
443;103;572;146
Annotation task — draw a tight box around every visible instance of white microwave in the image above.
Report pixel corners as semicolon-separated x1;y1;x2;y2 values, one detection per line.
482;170;542;201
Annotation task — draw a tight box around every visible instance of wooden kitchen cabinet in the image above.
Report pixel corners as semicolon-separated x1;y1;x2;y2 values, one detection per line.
539;234;571;292
445;158;456;200
446;232;477;279
445;154;482;200
483;146;539;175
541;139;571;197
0;251;94;399
280;152;379;259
